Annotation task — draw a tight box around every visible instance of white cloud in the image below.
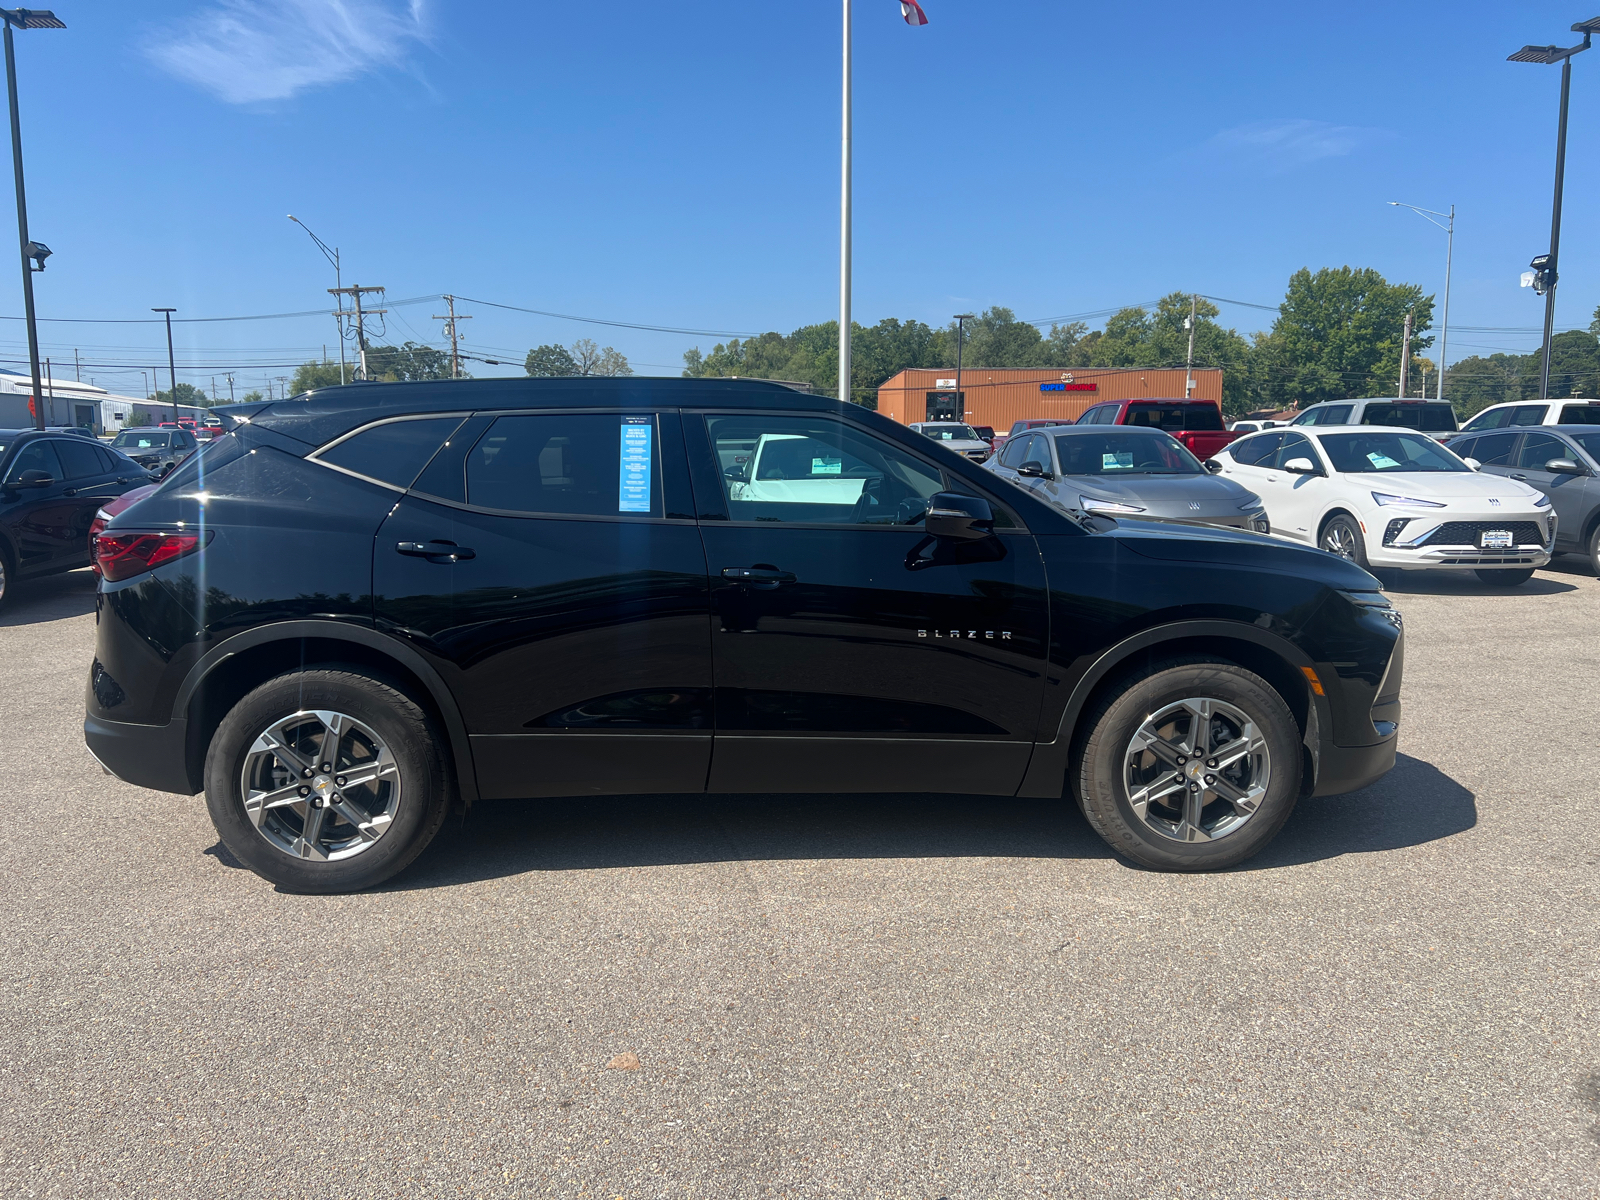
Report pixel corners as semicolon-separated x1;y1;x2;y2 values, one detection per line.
1201;118;1392;169
146;0;428;104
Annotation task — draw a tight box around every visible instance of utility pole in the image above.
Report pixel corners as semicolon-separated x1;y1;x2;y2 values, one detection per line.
42;353;49;422
1398;308;1414;398
433;294;471;378
226;371;235;403
152;307;177;406
839;0;851;405
1184;294;1198;396
73;346;78;381
329;284;385;380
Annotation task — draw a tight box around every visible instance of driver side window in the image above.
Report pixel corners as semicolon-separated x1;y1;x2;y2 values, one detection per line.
4;439;64;485
998;433;1031;468
705;415;943;526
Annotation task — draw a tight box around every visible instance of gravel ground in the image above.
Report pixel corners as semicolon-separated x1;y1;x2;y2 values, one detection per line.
1;562;1596;1199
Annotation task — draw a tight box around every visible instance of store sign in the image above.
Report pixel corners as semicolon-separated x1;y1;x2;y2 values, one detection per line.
935;378;957;388
1041;382;1097;392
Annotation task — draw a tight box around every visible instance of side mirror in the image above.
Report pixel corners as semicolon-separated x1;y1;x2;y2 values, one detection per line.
1546;458;1585;475
924;492;994;541
722;464;748;482
1203;458;1224;474
1016;462;1052;479
1462;457;1482;470
1283;457;1320;476
13;469;53;488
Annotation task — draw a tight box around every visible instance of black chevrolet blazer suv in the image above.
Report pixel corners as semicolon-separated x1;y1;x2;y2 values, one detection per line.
84;379;1402;891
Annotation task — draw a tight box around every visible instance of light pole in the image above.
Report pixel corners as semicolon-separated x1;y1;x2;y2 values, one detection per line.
953;313;974;420
1;7;63;431
152;308;177;411
1509;19;1600;400
1388;202;1454;401
288;215;346;385
839;0;852;405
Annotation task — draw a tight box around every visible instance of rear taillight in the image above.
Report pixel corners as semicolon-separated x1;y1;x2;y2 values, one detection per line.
94;530;212;582
87;510;111;576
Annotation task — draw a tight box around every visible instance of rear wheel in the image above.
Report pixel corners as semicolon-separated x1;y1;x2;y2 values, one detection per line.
1319;513;1369;568
0;543;9;610
1475;567;1534;586
1073;658;1302;872
204;669;450;892
1588;524;1600;577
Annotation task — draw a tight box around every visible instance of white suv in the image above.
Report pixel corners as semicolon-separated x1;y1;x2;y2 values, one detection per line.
1288;398;1458;439
1448;398;1600;439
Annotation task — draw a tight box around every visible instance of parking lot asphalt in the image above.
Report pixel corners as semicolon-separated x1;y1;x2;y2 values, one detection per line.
1;563;1597;1200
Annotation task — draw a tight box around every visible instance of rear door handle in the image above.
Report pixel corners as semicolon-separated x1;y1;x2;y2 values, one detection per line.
721;566;796;588
397;539;476;562
62;487;79;496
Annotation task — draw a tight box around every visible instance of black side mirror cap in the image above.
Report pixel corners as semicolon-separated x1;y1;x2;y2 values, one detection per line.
723;465;748;482
1546;458;1585;475
14;469;53;488
925;492;995;541
1203;458;1224;474
1016;463;1051;479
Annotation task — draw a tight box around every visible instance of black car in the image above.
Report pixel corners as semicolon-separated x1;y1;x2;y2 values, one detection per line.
109;427;200;478
84;380;1404;891
1448;424;1600;574
0;428;154;606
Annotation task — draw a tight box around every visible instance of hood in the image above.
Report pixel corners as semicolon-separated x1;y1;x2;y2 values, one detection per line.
1110;520;1379;588
929;438;989;452
1074;473;1256;505
1344;471;1542;503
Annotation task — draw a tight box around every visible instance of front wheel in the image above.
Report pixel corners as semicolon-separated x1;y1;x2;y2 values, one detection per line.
1319;513;1369;568
1073;658;1303;872
204;669;451;892
1475;567;1534;586
1588;524;1600;577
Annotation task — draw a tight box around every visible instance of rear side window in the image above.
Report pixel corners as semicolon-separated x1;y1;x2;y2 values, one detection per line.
94;446;118;472
466;413;661;517
1558;404;1600;424
1509;405;1549;427
1360;404;1457;432
55;438;106;479
319;417;465;490
1229;432;1283;466
1466;432;1517;466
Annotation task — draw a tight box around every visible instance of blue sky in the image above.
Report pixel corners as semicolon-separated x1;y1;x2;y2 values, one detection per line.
5;0;1597;398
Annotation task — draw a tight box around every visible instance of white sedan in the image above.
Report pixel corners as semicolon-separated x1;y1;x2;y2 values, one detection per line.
1214;426;1554;585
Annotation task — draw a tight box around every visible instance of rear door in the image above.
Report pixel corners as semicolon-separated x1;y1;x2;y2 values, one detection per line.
50;436;124;569
688;410;1049;795
371;408;714;800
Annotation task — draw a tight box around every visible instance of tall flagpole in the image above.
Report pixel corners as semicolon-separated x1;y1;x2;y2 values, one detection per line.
839;0;852;405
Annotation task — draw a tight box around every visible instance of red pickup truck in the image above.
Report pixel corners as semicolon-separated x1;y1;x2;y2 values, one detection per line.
1075;398;1237;460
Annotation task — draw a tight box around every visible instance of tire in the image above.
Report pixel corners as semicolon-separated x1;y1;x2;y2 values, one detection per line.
1474;567;1534;586
1072;657;1303;872
0;542;11;611
1318;513;1369;568
204;669;451;892
1589;524;1600;577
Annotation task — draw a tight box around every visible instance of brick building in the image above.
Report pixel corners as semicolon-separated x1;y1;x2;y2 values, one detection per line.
875;366;1223;429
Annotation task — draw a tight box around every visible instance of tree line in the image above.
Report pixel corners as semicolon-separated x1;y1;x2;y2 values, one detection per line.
683;266;1597;419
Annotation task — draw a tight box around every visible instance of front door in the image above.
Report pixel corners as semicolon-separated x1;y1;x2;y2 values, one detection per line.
1261;431;1329;543
1508;431;1589;549
687;411;1049;795
373;409;714;800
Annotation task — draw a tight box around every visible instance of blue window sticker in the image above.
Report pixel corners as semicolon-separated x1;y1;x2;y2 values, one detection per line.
619;418;653;513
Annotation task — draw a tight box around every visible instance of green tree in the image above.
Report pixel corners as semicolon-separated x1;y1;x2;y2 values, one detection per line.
525;343;579;376
125;409;152;427
1265;267;1433;408
363;342;453;382
570;338;633;377
150;382;210;407
289;358;347;394
240;390;265;404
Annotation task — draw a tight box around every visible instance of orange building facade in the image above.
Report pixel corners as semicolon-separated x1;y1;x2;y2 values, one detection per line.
874;366;1224;430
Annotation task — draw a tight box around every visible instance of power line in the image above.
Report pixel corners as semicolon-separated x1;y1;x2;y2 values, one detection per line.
452;295;761;339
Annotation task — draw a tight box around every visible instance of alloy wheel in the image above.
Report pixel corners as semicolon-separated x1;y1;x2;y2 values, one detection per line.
1123;696;1271;843
1321;523;1358;559
240;709;401;862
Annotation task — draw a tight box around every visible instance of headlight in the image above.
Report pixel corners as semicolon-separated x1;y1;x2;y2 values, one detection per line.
1237;492;1263;511
1371;492;1446;508
1532;493;1552;508
1341;589;1402;628
1080;496;1145;515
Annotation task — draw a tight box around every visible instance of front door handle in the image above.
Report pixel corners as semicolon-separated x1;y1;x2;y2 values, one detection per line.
397;539;476;563
721;566;796;589
1510;473;1527;481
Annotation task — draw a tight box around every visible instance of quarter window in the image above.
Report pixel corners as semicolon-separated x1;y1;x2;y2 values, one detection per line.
705;414;942;526
320;417;465;489
466;413;661;517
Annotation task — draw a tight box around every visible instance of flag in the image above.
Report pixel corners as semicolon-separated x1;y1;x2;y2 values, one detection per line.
901;1;929;26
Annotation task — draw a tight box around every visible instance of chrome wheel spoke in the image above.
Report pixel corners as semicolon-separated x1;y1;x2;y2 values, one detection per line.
1128;770;1185;818
1178;787;1210;842
294;804;329;860
244;780;306;824
335;756;397;791
332;797;390;842
1123;694;1271;845
1210;727;1263;771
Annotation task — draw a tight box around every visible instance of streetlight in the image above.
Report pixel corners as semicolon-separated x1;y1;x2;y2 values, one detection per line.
1;7;64;431
287;215;346;385
953;313;974;421
1508;18;1600;400
1388;202;1455;402
152;308;177;413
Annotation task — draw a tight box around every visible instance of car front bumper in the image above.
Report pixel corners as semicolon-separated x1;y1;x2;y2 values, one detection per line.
1312;733;1397;797
1366;509;1554;570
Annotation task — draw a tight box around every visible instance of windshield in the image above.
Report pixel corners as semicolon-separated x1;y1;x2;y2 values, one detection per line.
1054;431;1204;476
1320;431;1471;474
113;431;171;449
920;424;979;441
1359;403;1458;432
1124;405;1225;432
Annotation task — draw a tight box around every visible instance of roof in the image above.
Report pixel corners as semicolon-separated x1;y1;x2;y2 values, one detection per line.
225;377;856;447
